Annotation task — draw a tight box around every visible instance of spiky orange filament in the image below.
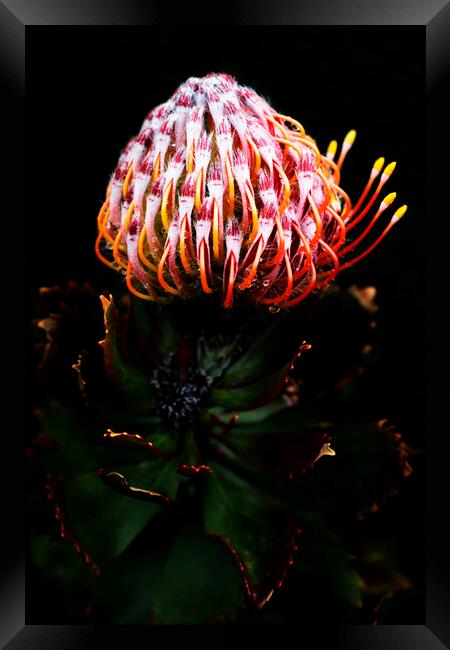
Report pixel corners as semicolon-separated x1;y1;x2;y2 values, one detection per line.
239;237;264;289
323;206;347;253
96;198;116;247
273;113;305;136
212;199;223;262
95;200;117;268
223;254;237;308
152;152;161;181
97;198;110;229
265;113;290;140
126;262;156;301
246;134;261;178
179;215;196;275
321;154;341;185
338;192;397;257
274;162;291;215
281;261;317;308
346;161;396;230
157;245;180;295
102;209;114;246
290;134;322;161
95;231;116;270
245;185;259;244
316;168;333;210
122;163;133;198
275;137;303;165
292;222;313;280
351;157;385;216
187;140;195;173
340;205;407;271
263;213;285;268
161;179;174;232
225;153;235;216
332;183;352;220
315;239;340;287
336;129;356;169
199;239;213;294
100;212;116;246
113;202;134;269
137;226;158;272
306;195;323;251
195;168;204;212
262;252;294;304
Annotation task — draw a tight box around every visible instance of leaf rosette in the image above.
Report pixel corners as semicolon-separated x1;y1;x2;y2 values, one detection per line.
30;282;412;623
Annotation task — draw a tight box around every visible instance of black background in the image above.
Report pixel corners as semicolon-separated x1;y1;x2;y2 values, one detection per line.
27;26;425;623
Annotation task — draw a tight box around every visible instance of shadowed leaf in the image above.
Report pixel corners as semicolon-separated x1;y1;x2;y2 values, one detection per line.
57;458;182;562
93;524;245;624
210;368;289;410
99;295;156;411
203;463;300;607
293;522;364;609
219;310;307;388
221;425;331;477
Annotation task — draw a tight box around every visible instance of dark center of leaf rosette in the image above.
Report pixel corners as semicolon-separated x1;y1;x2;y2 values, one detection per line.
151;352;212;427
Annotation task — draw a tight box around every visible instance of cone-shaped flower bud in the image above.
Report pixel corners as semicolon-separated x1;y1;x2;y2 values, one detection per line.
96;73;404;308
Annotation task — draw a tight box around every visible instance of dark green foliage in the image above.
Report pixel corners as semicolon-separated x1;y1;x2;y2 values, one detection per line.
29;283;412;624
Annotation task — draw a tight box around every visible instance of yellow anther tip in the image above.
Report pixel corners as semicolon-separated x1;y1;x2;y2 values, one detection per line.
383;192;397;206
373;157;385;172
384;161;397;176
327;140;338;155
344;129;357;145
393;204;408;220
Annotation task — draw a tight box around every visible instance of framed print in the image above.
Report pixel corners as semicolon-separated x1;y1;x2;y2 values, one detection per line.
1;1;449;648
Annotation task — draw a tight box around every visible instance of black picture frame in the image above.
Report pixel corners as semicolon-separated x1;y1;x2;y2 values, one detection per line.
2;1;449;647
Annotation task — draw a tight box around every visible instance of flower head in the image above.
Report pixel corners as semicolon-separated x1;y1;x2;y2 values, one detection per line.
96;73;406;308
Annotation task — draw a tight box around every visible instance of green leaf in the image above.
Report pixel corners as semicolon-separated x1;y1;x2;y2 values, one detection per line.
154;524;245;623
197;334;240;381
129;298;182;364
203;463;300;607
99;295;155;411
311;420;411;513
102;426;183;461
210;311;311;410
37;401;179;475
232;402;317;433
58;457;182;562
264;419;411;519
293;522;364;608
219;423;331;478
210;368;288;410
219;310;307;388
175;429;212;476
38;401;103;474
209;400;333;480
294;285;377;400
29;534;93;622
93;524;246;624
92;543;166;624
228;398;293;424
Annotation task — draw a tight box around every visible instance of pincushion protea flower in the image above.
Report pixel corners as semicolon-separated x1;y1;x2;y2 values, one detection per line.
95;73;407;308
